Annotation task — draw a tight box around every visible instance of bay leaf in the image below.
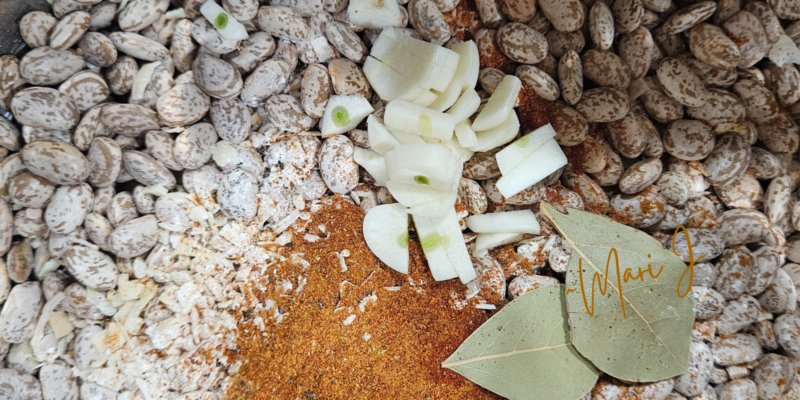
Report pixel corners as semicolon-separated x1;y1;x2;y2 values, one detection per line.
540;203;694;382
442;285;599;400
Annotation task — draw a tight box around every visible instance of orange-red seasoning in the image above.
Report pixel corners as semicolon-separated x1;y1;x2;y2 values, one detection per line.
223;197;502;400
561;142;588;176
517;83;556;134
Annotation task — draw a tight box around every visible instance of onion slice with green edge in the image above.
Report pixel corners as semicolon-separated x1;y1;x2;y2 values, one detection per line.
200;0;249;41
412;208;476;283
495;123;557;173
495;136;567;198
384;99;457;141
321;95;374;136
385;182;454;207
384;144;461;191
363;203;410;274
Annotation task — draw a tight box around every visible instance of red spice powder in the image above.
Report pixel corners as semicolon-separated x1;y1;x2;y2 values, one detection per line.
224;197;501;400
561;142;587;176
517;83;557;134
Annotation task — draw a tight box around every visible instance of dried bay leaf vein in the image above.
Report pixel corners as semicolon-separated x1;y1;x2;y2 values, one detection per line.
442;343;570;367
442;285;599;400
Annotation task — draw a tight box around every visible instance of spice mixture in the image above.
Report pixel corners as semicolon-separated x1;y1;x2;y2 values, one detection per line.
225;197;500;399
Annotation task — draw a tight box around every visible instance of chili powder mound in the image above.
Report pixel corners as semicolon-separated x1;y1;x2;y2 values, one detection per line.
224;197;501;400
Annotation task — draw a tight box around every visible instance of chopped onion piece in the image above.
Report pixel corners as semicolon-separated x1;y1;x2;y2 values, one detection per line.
431;51;459;92
200;0;249;40
412;90;439;107
495;138;567;198
368;28;459;94
413;208;476;283
367;115;401;155
387;126;426;145
446;89;481;123
384;144;461;190
385;182;454;207
472;75;522;131
353;147;388;185
467;111;520;152
454;120;479;149
449;41;480;93
474;232;524;254
363;56;426;101
496;124;557;174
117;0;129;13
429;81;462;112
31;292;66;361
321;95;374;136
163;8;186;20
627;77;650;100
363;204;410;274
420;136;473;163
786;21;800;40
384;99;457;140
405;192;458;217
371;37;443;91
466;210;541;234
